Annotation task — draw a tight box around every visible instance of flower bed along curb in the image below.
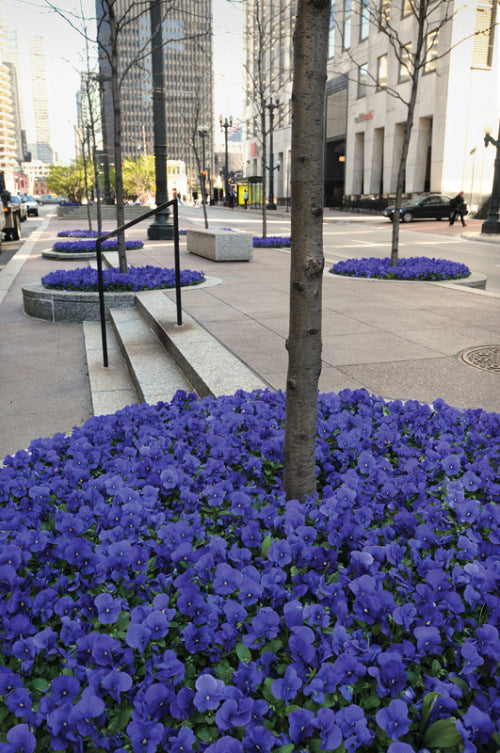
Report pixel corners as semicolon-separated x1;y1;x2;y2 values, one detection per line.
53;239;144;253
253;236;291;248
330;256;470;281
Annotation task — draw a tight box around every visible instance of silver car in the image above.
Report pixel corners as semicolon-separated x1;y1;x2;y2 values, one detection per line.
19;194;39;217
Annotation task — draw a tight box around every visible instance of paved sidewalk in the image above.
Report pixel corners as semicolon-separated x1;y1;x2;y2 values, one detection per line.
0;211;498;461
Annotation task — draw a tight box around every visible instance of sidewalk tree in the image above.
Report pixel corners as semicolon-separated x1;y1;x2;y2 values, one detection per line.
46;160;92;204
283;0;331;501
45;0;210;272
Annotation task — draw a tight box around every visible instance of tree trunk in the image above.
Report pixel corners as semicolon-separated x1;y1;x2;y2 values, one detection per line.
109;7;127;272
390;0;426;266
283;0;330;502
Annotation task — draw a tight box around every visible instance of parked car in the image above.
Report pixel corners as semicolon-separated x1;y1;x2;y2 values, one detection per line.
10;194;28;222
1;189;23;241
37;194;65;205
383;193;452;223
19;194;39;217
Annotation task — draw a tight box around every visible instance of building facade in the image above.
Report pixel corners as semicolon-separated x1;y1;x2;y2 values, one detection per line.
0;4;16;190
96;0;213;193
242;0;499;211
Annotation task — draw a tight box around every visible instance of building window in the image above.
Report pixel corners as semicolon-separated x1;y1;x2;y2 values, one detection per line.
358;63;368;98
328;4;335;58
424;30;438;73
377;54;388;88
472;0;496;67
399;43;411;81
379;0;391;28
360;0;370;40
402;0;412;17
343;0;352;49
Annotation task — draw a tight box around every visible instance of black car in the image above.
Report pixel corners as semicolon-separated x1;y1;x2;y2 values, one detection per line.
383;193;452;223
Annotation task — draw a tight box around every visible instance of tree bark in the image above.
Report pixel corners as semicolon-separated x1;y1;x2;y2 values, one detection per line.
109;5;127;272
283;0;330;502
390;0;427;266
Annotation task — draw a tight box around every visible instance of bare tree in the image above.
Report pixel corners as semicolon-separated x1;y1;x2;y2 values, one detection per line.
45;0;210;272
335;0;488;265
283;0;331;501
243;0;295;237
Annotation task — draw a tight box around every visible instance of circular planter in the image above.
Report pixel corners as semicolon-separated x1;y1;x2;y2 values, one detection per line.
42;248;96;260
22;276;220;323
22;284;137;322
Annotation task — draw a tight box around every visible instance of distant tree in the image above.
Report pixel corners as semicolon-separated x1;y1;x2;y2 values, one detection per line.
122;155;155;202
283;0;331;501
47;160;92;204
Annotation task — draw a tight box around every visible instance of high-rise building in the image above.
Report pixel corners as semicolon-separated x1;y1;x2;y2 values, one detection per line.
0;4;17;188
28;35;54;164
96;0;213;192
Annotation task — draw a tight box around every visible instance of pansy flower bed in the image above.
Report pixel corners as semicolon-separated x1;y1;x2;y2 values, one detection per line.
57;230;99;238
253;236;291;248
52;240;144;253
0;388;499;753
330;257;470;281
41;265;206;292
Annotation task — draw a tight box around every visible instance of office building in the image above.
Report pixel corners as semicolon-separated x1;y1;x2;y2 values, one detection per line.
96;0;213;192
242;0;499;211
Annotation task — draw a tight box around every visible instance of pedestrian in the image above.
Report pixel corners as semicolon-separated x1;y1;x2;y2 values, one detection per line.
243;189;249;209
449;191;467;227
192;191;198;206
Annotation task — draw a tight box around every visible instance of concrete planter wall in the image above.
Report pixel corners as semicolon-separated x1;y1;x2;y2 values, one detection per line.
187;228;253;261
56;205;151;221
22;284;137;322
41;249;95;261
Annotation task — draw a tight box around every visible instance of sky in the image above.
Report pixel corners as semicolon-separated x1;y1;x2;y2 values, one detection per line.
2;0;243;162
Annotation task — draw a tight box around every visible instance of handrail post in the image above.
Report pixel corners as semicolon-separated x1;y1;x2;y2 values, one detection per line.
95;198;181;367
172;200;182;325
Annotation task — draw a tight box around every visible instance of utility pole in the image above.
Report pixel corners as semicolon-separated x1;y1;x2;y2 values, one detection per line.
266;99;278;209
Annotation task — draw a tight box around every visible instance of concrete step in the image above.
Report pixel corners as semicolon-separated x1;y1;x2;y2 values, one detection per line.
83;321;139;415
109;306;195;404
135;290;269;397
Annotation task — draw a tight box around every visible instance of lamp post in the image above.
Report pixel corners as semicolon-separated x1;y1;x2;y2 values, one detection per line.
482;120;500;235
198;126;209;207
220;115;232;203
148;0;174;240
93;73;113;205
266;99;279;209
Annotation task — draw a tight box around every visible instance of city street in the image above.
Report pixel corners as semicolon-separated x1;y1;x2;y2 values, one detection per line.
179;204;500;293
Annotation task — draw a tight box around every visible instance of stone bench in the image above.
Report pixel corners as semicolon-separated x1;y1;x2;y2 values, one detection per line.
187;228;252;261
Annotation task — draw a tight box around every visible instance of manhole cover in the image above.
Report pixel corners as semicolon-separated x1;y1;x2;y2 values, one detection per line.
460;345;500;372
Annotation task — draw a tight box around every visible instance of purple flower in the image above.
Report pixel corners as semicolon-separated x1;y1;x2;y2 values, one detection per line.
2;724;36;753
213;563;243;595
101;669;133;702
127;720;164;753
204;737;243;753
288;708;317;743
193;674;226;712
215;693;253;731
94;592;123;624
330;256;469;281
271;665;302;703
376;699;411;740
316;708;342;750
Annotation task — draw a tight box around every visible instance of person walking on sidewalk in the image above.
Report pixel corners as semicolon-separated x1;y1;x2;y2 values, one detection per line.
243;189;248;209
449;191;467;227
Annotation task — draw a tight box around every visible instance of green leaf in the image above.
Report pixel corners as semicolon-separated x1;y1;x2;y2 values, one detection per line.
423;717;461;749
235;641;252;662
274;746;294;753
261;535;273;557
264;638;283;654
30;677;50;692
421;692;440;727
197;726;217;743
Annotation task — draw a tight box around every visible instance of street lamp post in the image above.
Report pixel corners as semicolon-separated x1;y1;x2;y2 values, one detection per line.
93;73;113;205
199;126;209;207
482;120;500;235
266;99;279;210
148;0;174;240
220;115;232;203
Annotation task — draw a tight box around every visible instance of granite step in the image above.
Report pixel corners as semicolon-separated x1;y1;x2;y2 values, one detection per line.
109;306;195;404
135;290;269;397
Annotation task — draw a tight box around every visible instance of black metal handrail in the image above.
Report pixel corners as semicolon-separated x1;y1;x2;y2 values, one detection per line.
95;198;181;367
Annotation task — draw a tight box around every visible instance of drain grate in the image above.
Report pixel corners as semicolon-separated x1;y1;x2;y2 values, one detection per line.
460;345;500;373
